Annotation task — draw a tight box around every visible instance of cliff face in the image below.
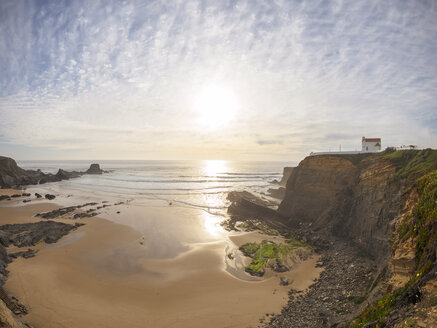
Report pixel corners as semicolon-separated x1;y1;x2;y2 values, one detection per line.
278;150;436;260
278;150;437;326
279;154;399;259
279;167;294;186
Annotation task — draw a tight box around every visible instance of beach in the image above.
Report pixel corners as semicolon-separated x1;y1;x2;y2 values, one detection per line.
0;161;322;327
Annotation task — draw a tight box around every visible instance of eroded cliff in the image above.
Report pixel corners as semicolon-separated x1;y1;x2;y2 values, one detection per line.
276;149;437;327
279;153;401;260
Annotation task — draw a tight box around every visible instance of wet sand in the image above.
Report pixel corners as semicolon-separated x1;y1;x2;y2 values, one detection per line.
1;189;322;328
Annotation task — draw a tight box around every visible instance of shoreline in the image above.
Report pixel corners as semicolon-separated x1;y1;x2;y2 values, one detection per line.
0;189;322;328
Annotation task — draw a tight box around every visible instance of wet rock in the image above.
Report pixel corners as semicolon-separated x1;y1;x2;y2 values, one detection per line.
9;249;35;259
270;259;289;273
37;206;76;219
22;199;31;203
73;212;97;219
44;194;56;200
35;193;42;198
21;193;30;197
280;277;290;286
0;221;83;247
0;195;10;201
10;194;21;198
245;266;265;277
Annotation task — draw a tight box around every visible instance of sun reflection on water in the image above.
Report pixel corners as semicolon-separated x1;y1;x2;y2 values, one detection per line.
200;160;229;237
202;211;225;238
202;160;229;177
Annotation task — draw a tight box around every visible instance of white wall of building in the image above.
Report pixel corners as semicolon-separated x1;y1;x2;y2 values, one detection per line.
362;137;381;152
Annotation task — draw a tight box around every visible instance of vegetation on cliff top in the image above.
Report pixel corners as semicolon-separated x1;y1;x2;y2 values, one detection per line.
325;148;437;180
382;148;437;181
351;170;437;327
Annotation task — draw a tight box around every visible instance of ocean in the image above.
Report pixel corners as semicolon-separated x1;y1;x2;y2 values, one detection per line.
17;160;290;259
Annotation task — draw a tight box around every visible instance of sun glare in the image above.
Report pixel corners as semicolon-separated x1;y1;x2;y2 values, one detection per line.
194;84;239;129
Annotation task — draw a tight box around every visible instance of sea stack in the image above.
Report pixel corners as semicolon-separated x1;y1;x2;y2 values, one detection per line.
86;163;104;175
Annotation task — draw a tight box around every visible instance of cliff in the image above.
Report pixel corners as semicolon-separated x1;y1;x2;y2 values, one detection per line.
279;167;294;186
277;149;437;327
279;150;437;260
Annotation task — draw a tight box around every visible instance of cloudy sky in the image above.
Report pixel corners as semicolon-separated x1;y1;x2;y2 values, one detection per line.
0;0;436;162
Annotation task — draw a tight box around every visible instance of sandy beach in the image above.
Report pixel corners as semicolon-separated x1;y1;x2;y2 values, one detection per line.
0;189;322;328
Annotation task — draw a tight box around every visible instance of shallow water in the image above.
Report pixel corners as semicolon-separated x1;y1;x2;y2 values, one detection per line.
19;160;289;260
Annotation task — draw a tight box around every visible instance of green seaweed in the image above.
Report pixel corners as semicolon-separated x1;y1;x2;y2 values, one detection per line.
239;238;309;275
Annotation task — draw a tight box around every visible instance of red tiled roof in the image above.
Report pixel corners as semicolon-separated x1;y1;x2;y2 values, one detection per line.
363;138;381;142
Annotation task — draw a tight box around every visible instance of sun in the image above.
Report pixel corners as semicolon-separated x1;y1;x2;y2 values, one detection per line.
194;83;239;129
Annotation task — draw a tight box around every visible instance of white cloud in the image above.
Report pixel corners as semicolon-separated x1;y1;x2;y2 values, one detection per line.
0;0;436;160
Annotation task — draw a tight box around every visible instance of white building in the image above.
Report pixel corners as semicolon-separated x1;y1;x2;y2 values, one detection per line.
362;137;381;152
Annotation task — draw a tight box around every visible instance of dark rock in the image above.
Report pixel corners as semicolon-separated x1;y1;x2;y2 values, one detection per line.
55;169;82;180
0;221;82;247
37;206;76;219
10;194;21;198
9;249;36;259
245;266;264;277
45;194;56;200
35;192;42;198
73;212;97;219
0;195;10;201
86;163;104;174
267;187;286;200
228;195;284;222
22;199;31;203
270;259;289;272
0;155;106;188
279;277;290;286
21;193;31;197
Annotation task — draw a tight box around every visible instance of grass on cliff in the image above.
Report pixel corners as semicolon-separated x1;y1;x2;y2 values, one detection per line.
326;148;437;179
382;148;437;181
239;238;309;276
351;170;437;327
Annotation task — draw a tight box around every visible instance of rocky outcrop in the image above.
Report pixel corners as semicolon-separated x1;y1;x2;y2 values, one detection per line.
86;163;104;174
0;221;83;250
0;156;106;188
267;186;286;200
0;221;83;326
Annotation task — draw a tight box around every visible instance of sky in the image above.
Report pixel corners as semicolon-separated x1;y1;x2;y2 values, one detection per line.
0;0;436;162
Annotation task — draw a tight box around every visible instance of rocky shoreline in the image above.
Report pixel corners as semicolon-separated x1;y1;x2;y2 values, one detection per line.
263;224;377;328
0;219;84;317
226;192;378;327
0;156;106;188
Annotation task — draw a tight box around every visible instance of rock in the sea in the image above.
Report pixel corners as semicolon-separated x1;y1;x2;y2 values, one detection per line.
86;163;104;175
0;156;93;188
35;193;42;198
44;194;56;200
